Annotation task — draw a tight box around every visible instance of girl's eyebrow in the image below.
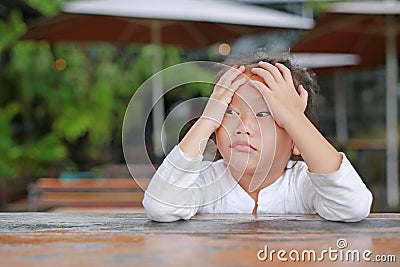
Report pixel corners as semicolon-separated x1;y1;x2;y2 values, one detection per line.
253;106;270;112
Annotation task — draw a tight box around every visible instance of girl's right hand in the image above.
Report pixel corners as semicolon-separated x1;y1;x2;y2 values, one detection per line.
201;65;247;131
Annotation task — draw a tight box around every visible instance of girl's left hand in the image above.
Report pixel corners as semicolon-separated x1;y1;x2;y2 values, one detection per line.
250;61;308;129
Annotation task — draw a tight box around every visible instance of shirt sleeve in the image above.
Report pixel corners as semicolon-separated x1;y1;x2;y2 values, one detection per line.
142;145;208;222
302;152;373;222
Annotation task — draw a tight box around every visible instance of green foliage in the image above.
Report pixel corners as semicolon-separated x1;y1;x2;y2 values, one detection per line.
0;0;208;177
1;39;204;174
0;103;66;179
2;41;139;171
0;104;20;177
26;0;69;16
0;11;26;53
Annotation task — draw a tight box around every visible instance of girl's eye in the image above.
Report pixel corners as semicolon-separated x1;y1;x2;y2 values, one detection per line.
256;111;271;117
226;108;239;115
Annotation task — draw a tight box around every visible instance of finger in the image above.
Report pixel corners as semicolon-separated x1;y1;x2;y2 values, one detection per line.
230;77;247;92
217;65;239;85
214;76;247;105
248;80;277;119
216;73;247;97
218;77;248;104
257;61;282;82
250;67;277;88
248;79;267;90
275;63;295;86
248;80;273;100
298;85;308;108
218;65;245;89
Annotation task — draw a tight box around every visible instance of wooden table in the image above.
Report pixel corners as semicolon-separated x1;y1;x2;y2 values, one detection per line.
0;212;399;266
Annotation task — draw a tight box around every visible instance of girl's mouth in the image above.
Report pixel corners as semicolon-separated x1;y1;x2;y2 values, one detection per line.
231;140;257;152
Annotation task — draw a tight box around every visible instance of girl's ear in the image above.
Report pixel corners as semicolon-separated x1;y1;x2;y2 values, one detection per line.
292;145;301;156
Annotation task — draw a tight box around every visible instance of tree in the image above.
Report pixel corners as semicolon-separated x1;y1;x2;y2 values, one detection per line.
1;0;208;180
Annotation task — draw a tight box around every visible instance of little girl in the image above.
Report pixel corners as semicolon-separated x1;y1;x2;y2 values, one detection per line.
143;52;373;222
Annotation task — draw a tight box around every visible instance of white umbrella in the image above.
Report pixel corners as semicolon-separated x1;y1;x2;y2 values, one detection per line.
292;53;360;69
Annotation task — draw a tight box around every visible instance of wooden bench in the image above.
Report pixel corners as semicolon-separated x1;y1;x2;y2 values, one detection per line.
28;178;150;211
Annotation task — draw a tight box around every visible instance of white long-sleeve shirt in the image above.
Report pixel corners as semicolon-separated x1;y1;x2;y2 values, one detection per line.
143;146;373;222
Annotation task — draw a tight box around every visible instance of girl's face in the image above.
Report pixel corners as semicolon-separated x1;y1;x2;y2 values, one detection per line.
215;76;293;177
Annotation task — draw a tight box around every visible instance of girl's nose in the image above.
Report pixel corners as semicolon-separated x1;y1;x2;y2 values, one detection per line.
234;114;255;136
235;129;250;135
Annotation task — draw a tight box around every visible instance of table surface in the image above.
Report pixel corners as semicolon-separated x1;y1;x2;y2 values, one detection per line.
0;212;399;267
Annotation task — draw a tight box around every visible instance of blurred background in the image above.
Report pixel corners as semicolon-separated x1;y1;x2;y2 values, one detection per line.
0;0;398;212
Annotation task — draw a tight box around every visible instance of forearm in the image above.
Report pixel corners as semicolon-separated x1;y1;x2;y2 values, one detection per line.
304;153;373;222
143;178;201;222
179;117;217;158
284;113;341;174
143;145;205;222
179;65;246;158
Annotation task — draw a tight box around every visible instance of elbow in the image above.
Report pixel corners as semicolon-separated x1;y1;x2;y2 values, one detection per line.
142;193;195;222
344;190;373;222
319;190;373;223
142;194;180;222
